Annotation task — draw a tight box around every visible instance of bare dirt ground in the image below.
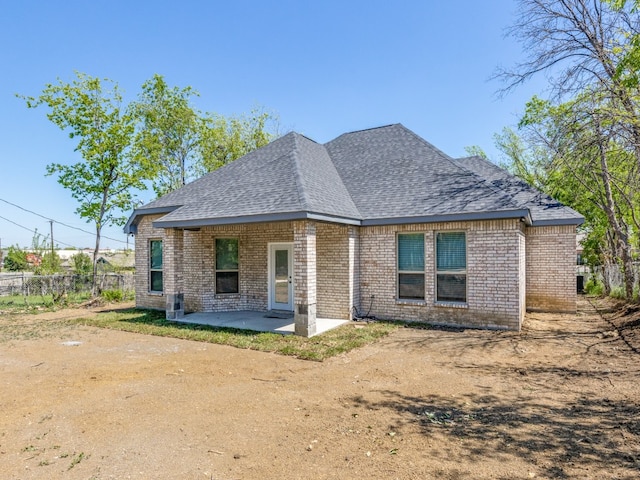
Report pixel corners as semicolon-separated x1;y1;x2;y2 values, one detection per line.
1;297;639;480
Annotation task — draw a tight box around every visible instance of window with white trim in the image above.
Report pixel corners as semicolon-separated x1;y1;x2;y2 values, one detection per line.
436;232;466;303
216;238;239;294
149;240;163;293
397;233;425;300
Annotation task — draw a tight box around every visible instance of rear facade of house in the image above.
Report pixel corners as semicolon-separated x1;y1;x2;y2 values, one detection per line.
126;124;583;336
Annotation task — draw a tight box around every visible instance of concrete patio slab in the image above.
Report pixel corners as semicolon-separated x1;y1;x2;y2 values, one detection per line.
176;310;348;336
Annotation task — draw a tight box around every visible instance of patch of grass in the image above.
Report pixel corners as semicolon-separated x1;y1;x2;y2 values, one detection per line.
100;289;123;302
0;293;91;313
72;309;402;361
100;289;134;302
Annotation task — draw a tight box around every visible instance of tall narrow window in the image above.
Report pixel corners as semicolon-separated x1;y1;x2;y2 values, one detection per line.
398;233;425;300
216;238;239;294
436;232;466;303
149;240;163;293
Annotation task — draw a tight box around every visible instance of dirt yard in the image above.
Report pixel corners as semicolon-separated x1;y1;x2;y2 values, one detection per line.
1;297;639;479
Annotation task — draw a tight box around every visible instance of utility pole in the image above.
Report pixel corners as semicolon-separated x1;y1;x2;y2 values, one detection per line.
49;220;54;258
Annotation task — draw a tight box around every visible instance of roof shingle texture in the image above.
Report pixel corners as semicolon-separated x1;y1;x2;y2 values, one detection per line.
454;155;583;225
131;123;583;228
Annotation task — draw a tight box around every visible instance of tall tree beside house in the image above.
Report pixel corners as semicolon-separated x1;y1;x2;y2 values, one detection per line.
198;108;277;174
495;0;640;300
131;75;279;196
19;73;154;291
496;94;640;298
131;74;202;197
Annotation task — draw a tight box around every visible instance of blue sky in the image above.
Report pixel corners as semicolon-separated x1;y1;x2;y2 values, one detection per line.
0;0;547;249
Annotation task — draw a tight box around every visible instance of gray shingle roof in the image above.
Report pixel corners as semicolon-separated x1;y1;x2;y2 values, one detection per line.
124;124;583;233
325;124;530;224
455;155;583;226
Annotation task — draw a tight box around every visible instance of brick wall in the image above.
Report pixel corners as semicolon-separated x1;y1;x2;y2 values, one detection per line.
293;221;316;308
348;226;360;320
134;214;168;310
359;219;526;330
135;217;295;312
316;222;351;319
519;230;527;325
525;225;577;313
197;222;293;312
134;215;577;328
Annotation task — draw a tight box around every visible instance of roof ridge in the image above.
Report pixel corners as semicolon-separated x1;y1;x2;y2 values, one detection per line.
325;123;401;143
291;134;311;210
456;154;504;171
396;124;455;160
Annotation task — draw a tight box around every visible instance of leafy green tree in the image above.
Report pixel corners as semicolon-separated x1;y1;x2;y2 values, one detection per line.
463;145;489;159
503;92;640;298
38;251;62;275
29;229;62;275
4;245;28;272
496;0;640;300
131;75;279;196
198;109;277;173
71;252;93;274
20;72;154;289
131;74;202;196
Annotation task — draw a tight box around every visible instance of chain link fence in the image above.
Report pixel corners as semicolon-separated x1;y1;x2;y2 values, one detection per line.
585;264;640;295
0;273;134;297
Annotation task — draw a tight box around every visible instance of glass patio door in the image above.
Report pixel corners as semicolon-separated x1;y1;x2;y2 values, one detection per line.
269;243;293;311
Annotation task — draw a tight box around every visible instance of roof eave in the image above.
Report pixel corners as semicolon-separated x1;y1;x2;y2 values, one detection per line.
530;217;585;227
123;206;180;235
152;211;362;229
361;209;533;227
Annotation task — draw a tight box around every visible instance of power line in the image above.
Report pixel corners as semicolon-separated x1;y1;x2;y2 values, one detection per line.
0;197;129;244
0;214;77;248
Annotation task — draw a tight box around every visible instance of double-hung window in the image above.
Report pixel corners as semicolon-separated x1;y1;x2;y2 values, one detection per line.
149;240;163;293
436;232;466;303
216;238;239;294
397;233;425;300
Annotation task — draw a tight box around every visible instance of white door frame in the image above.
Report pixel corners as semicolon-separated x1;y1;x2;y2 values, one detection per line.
268;243;294;311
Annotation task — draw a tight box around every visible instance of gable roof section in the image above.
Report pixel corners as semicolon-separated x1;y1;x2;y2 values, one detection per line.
124;123;582;233
455;155;583;226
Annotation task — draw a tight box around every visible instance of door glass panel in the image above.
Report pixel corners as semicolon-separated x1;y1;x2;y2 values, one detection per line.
275;249;289;304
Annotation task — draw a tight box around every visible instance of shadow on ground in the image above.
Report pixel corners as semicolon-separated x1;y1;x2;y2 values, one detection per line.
349;390;640;479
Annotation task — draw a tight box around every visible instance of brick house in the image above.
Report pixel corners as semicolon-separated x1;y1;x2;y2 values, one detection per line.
124;124;583;336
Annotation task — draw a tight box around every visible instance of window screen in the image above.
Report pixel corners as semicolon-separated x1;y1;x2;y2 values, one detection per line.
398;233;425;300
436;232;466;303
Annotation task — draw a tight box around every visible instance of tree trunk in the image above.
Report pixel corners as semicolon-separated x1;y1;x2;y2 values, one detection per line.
597;133;635;299
92;225;101;297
